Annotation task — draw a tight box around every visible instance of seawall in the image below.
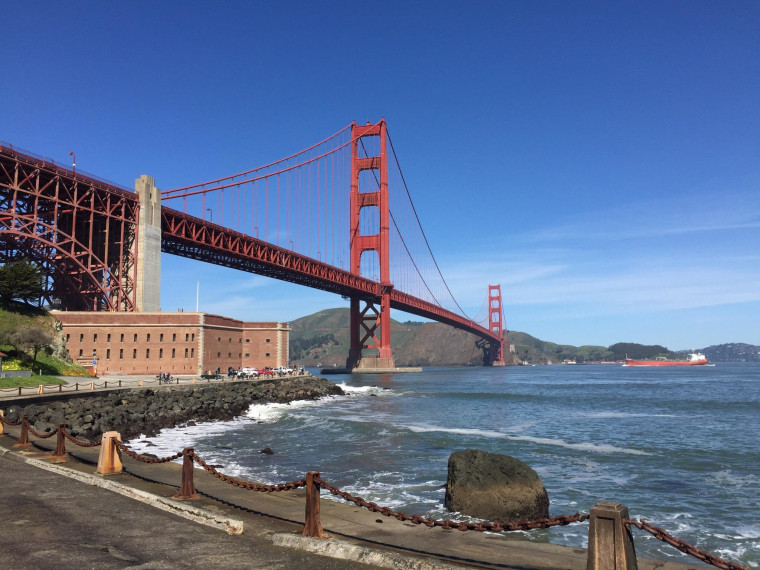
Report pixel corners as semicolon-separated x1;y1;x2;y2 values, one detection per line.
0;376;343;442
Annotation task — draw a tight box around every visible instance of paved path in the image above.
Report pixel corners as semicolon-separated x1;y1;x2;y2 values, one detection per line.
0;447;383;570
0;372;311;403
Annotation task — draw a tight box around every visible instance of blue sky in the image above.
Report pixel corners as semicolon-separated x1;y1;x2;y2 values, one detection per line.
3;1;759;349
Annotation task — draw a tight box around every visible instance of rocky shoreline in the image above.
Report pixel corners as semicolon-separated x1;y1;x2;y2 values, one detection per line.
1;377;344;442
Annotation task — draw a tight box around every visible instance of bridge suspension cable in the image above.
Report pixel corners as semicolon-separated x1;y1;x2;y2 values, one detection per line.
386;128;473;321
160;120;479;326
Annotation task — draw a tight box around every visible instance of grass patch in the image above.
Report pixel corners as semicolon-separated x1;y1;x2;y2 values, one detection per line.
0;375;66;388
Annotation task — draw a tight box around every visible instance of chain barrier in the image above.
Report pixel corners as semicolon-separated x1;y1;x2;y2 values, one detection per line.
316;476;588;532
25;419;58;440
0;414;22;426
113;440;183;464
0;402;748;569
625;518;748;570
61;429;101;448
191;451;307;492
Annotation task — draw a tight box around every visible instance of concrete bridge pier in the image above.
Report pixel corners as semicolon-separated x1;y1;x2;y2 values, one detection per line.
135;175;161;313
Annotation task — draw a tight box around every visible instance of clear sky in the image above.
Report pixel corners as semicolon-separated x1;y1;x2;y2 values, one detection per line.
3;1;759;350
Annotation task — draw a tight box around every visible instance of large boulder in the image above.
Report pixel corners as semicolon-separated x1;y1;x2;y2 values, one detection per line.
444;449;549;522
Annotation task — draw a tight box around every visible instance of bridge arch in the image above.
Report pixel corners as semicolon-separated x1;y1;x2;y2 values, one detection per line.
0;144;138;311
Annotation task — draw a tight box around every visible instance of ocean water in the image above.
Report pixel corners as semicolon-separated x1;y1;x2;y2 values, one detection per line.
130;363;760;567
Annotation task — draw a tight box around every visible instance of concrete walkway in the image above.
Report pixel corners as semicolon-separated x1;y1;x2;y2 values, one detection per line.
0;371;312;403
0;421;699;570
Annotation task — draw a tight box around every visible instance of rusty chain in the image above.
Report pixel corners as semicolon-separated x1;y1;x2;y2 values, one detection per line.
191;450;307;492
114;440;183;463
61;429;101;448
626;519;748;570
25;419;58;439
316;476;588;532
0;414;22;426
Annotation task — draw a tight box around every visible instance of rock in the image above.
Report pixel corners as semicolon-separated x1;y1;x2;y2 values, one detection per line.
259;447;275;455
444;449;549;523
3;376;344;444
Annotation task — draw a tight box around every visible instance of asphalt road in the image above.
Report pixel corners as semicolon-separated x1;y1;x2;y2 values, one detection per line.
0;452;382;570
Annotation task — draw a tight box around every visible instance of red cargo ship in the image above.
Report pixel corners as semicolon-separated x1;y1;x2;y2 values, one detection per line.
623;352;709;366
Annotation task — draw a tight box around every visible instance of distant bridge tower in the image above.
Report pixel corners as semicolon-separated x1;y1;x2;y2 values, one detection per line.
489;284;507;366
346;120;395;370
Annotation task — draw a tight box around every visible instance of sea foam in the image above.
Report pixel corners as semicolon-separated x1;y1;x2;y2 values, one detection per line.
404;422;650;455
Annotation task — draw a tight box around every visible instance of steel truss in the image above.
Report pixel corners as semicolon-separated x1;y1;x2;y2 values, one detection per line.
0;145;138;311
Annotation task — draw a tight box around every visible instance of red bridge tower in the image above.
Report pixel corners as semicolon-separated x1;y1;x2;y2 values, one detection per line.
489;284;508;366
346;120;395;370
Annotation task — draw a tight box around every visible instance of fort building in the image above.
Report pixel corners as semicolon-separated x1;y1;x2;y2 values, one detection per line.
53;311;289;376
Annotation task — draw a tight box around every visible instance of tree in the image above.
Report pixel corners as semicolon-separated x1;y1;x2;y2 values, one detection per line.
0;261;44;305
9;327;53;368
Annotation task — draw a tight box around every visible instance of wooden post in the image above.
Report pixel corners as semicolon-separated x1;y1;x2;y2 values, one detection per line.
13;417;31;449
302;471;324;538
51;424;67;463
172;448;198;500
96;431;123;475
587;501;638;570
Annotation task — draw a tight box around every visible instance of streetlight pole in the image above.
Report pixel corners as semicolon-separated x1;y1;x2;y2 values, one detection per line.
68;152;76;175
206;208;213;223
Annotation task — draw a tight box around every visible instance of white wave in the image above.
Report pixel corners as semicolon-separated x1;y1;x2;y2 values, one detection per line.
580;411;679;419
246;398;327;422
129;415;252;457
727;525;760;539
327;473;435;510
407;424;506;438
336;382;390;394
404;423;649;455
507;434;650;455
707;469;760;490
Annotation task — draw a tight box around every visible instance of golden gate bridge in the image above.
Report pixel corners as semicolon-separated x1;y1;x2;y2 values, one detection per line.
0;120;507;369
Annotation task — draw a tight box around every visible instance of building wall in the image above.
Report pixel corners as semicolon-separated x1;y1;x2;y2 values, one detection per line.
242;322;289;370
54;311;290;375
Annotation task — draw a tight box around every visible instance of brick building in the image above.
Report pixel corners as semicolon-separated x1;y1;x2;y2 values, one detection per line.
54;311;289;376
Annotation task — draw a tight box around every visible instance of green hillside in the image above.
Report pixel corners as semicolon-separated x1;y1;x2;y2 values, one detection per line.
0;302;94;381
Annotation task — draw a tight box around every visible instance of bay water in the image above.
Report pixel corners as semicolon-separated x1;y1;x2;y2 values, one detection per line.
131;363;759;567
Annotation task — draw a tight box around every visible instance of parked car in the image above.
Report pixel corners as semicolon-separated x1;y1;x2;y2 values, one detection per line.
241;367;259;377
276;366;294;374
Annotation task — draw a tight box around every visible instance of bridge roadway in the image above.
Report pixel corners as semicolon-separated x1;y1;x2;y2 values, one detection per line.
161;207;497;343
